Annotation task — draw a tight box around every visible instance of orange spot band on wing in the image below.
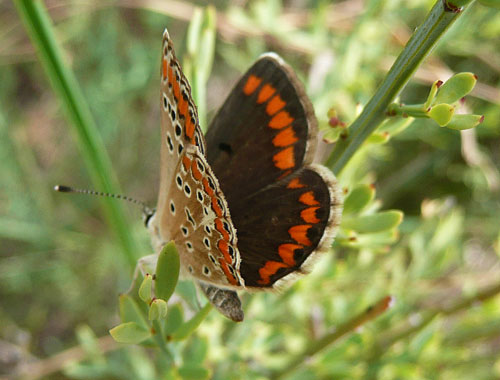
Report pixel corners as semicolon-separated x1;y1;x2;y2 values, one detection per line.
178;95;188;118
215;218;230;241
269;111;294;129
289;225;312;246
257;84;276;104
273;147;295;170
219;259;238;285
162;59;168;80
203;178;214;197
191;159;202;181
258;261;288;285
182;156;192;171
168;65;174;87
217;240;232;264
211;197;223;217
272;126;298;147
287;178;306;189
278;244;302;266
173;78;180;102
185;116;195;139
243;75;262;95
266;94;286;115
299;191;319;206
301;207;321;224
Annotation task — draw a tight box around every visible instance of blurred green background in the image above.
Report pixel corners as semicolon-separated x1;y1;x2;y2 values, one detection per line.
1;0;500;379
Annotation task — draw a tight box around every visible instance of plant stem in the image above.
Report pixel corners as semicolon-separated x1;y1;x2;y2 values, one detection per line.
151;320;175;361
271;296;392;380
326;0;473;175
369;279;500;358
14;0;139;268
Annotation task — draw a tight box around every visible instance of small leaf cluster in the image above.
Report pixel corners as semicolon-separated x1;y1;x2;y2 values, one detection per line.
387;72;484;130
109;242;212;379
336;184;403;250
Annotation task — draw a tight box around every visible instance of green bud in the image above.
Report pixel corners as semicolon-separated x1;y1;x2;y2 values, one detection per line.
138;274;153;303
149;299;168;320
323;127;342;143
434;72;477;105
109;322;151;344
424;80;443;109
343;184;375;215
342;210;403;234
428;103;455;126
445;114;484;130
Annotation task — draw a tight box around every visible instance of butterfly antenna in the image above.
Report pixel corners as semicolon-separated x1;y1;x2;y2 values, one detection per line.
54;185;154;221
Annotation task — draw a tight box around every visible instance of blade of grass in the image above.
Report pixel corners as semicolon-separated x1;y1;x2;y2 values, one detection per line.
14;0;139;268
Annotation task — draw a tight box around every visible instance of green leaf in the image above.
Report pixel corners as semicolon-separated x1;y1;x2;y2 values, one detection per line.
75;325;103;362
172;303;212;341
138;273;153;303
343;184;375;215
478;0;500;8
354;230;399;247
109;322;151;344
155;241;180;302
434;72;477;105
187;8;203;56
119;294;149;329
445;114;484;130
446;0;475;8
366;132;390;144
13;0;138;269
178;365;211;380
149;299;168;320
428;104;455;126
198;6;217;80
164;304;184;337
342;210;403;234
182;335;209;364
378;117;413;136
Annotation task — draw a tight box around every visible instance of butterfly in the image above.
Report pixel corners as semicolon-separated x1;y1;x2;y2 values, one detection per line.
145;29;343;322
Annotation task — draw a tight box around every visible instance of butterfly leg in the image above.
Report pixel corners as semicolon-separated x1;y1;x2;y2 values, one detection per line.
198;282;244;322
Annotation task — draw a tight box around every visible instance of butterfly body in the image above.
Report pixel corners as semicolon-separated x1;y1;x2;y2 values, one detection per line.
148;30;342;320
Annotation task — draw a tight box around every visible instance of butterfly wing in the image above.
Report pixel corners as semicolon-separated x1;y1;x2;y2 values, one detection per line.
205;53;317;205
156;30;207;229
205;54;342;288
151;30;244;290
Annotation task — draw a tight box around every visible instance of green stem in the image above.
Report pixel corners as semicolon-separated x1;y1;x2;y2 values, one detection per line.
369;280;500;359
387;103;430;118
326;0;473;175
271;296;392;380
151;320;175;361
14;0;139;268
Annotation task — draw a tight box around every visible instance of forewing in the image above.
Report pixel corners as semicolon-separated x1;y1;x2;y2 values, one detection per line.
157;30;207;224
205;53;317;207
